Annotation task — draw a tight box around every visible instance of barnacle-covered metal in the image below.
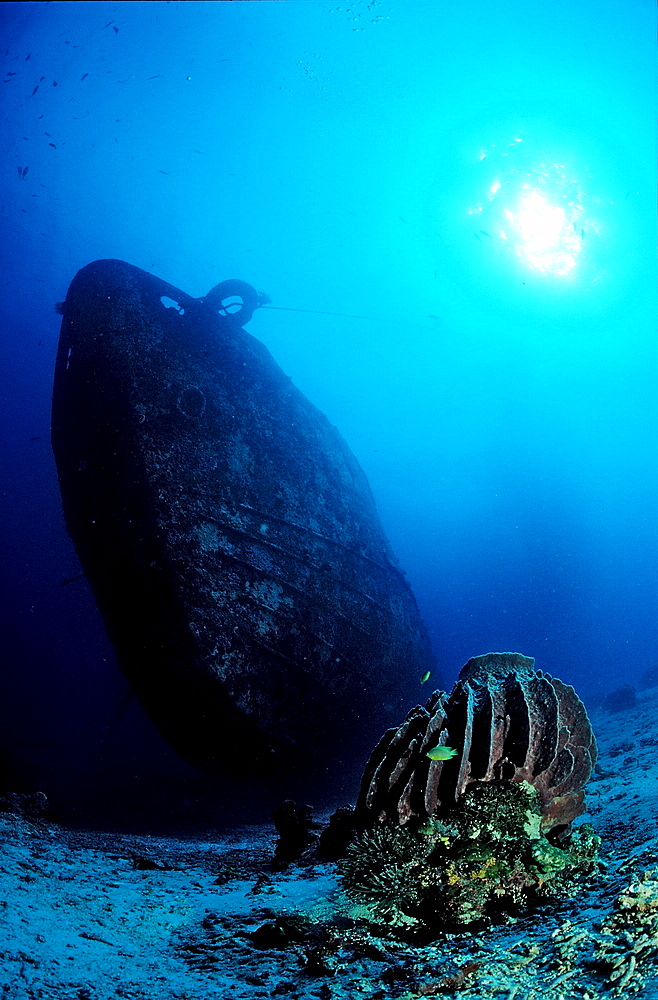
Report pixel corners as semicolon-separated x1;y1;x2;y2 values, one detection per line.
355;652;597;834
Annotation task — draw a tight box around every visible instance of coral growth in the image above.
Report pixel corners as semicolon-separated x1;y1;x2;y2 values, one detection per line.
548;870;658;995
340;779;600;932
594;869;658;994
356;651;597;836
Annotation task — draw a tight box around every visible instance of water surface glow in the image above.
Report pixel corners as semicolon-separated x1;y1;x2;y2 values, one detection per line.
468;137;597;279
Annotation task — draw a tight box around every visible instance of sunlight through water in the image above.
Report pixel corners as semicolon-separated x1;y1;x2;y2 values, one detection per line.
467;136;598;279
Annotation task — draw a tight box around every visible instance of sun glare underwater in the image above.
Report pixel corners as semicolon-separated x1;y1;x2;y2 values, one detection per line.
427;107;646;336
472;139;591;279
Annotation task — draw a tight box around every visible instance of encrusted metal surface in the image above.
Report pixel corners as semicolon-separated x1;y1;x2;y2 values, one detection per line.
51;259;434;795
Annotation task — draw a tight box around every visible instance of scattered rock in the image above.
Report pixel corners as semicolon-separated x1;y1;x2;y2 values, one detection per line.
602;684;638;714
0;790;49;820
250;914;313;949
272;800;318;869
319;804;358;860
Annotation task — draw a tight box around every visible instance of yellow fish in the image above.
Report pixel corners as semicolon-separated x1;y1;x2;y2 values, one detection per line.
426;746;458;761
420;671;431;684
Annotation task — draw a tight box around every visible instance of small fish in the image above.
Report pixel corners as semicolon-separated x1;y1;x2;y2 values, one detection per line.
22;165;28;178
30;84;39;96
479;229;492;238
6;71;16;76
159;169;169;175
53;80;58;87
147;75;160;80
426;746;458;761
48;142;56;148
81;72;88;81
420;670;431;684
112;25;119;34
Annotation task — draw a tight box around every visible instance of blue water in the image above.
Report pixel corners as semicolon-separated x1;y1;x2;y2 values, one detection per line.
1;0;655;823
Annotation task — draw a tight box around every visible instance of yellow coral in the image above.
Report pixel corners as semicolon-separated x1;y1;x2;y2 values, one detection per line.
470;856;497;880
446;863;461;886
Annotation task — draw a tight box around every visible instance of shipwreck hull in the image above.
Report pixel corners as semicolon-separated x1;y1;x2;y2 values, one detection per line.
51;259;434;791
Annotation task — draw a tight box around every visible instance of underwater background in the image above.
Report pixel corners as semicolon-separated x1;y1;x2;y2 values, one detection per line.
1;0;656;827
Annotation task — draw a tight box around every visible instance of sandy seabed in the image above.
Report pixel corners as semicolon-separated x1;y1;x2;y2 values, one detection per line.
2;690;658;1000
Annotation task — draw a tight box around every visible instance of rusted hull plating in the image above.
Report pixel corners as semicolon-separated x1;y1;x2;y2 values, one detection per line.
51;259;434;794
